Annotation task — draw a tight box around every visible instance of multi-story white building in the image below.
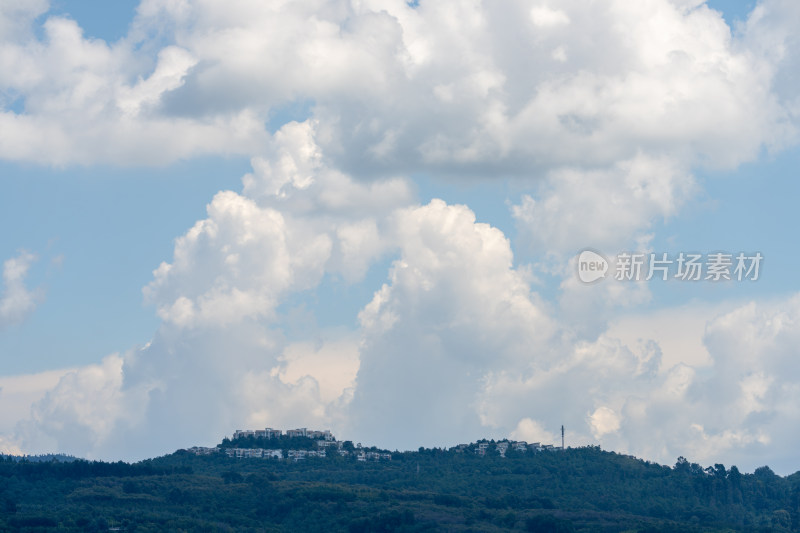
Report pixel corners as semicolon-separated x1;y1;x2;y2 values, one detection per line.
307;429;334;441
225;448;283;459
234;428;283;440
227;448;262;458
355;451;391;461
287;449;308;461
234;427;335;441
187;447;218;456
496;441;509;457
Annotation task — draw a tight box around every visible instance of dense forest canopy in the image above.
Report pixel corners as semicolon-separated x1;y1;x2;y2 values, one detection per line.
1;438;799;532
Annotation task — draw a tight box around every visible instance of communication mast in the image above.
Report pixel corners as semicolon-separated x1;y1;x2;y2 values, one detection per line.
561;425;565;450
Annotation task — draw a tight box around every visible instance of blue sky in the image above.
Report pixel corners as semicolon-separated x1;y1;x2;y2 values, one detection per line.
2;0;800;474
706;0;757;24
45;0;140;43
0;156;248;373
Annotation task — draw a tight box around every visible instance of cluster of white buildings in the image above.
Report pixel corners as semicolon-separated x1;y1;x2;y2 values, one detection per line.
454;440;559;457
187;427;394;462
357;451;392;462
231;428;282;440
287;449;328;460
225;448;284;459
204;448;332;460
232;427;335;441
187;446;217;456
188;430;559;462
207;446;393;462
188;446;335;461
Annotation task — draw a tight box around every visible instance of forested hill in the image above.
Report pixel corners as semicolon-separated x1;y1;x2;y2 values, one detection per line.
1;443;799;532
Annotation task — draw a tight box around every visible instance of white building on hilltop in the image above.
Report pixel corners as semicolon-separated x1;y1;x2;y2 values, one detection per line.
187;447;217;456
233;427;333;441
512;441;528;452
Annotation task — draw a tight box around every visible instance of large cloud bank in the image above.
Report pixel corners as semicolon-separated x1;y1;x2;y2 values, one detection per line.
1;0;800;473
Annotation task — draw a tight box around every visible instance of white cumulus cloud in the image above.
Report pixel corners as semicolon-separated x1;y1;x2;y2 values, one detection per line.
0;251;41;329
2;1;800;477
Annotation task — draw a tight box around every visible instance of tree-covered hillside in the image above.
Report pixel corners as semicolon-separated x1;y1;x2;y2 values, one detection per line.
1;443;798;532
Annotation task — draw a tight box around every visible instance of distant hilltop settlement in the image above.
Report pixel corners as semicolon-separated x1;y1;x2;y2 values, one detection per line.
184;427;565;462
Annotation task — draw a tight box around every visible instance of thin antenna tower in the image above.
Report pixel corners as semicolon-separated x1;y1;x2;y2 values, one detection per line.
561;425;565;450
